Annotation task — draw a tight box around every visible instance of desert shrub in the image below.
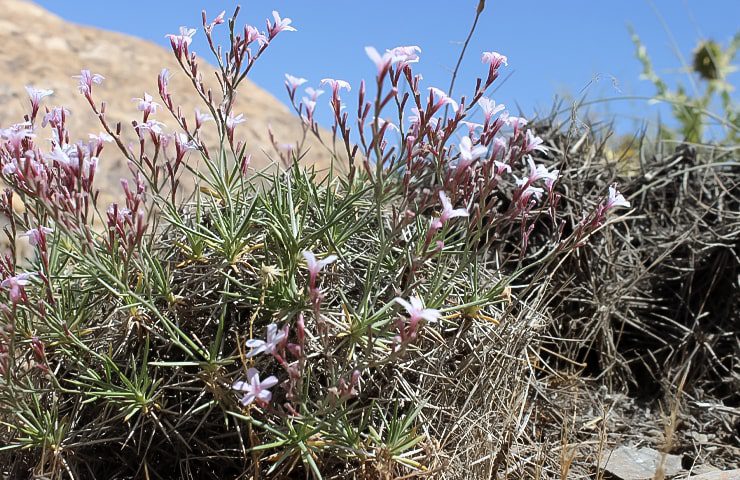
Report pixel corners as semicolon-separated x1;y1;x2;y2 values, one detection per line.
0;8;627;479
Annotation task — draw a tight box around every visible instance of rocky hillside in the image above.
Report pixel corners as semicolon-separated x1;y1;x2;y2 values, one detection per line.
0;0;334;203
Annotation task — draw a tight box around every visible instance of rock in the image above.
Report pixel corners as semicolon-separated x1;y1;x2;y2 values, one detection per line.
686;470;740;480
600;446;683;479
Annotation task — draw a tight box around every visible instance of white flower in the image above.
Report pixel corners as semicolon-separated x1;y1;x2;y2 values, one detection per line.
285;74;308;91
481;51;508;69
478;97;505;122
394;296;441;324
428;87;459;113
232;368;279;406
456;136;488;169
245;324;287;358
605;185;630;209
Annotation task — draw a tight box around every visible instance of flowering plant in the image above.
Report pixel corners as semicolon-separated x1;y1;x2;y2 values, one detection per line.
0;6;629;478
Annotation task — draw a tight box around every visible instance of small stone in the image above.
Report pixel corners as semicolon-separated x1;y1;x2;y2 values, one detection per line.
600;446;683;479
687;431;709;444
687;469;740;480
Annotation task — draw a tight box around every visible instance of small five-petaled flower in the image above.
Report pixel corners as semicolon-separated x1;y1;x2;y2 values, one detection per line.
268;11;297;37
394;296;441;325
605;185;630;210
457;137;489;170
233;368;279;406
477;97;505;123
72;70;104;95
431;191;469;230
246;323;287;358
166;27;196;54
481;51;508;69
25;86;53;112
132;93;160;117
1;272;36;304
302;250;337;288
21;227;53;246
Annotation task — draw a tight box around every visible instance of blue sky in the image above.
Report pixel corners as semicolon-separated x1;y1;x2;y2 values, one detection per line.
36;0;738;136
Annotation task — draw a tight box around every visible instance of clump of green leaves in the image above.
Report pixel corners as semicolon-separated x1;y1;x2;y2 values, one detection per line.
630;28;739;144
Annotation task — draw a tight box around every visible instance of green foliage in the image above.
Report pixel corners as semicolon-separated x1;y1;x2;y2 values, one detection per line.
629;27;739;144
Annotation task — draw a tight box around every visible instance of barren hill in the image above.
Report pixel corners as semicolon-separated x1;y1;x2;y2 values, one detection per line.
0;0;334;201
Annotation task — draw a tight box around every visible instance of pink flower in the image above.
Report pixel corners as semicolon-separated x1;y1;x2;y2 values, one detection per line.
477;97;505;122
246;324;287;358
605;185;630;210
194;108;213;129
460;121;483;133
520;184;545;203
175;133;199;151
428;87;459;113
132;93;160;116
21;227;53;246
89;132;113;143
268;11;296;36
386;45;421;65
394;296;441;324
212;10;226;24
492;137;508;158
301;97;317;119
285;74;308;93
365;45;422;73
2;162;18;176
206;10;225;32
502;113;528;130
457;137;488;169
523;130;547;154
365;46;394;75
47;143;96;176
73;70;104;95
42;107;70;128
481;51;508;69
233;368;279;406
494;160;512;175
137;120;166;136
377;118;399;133
158;68;171;97
277;143;294;155
226;113;246;131
166;27;196;53
1;124;35;155
302;250;337;287
224;113;246;144
1;272;35;304
25;86;53;111
304;87;324;101
246;25;268;46
47;145;73;166
320;78;351;94
336;370;361;400
545;172;559;191
523;157;558;185
432;191;468;230
408;107;439;130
